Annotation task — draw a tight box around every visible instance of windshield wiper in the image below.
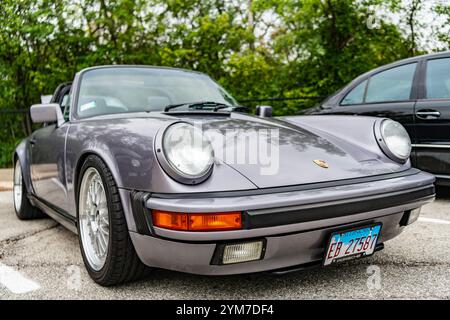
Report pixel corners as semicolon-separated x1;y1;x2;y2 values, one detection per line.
164;101;232;112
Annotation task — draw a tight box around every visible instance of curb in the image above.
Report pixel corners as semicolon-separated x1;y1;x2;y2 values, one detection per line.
0;182;13;192
0;168;13;191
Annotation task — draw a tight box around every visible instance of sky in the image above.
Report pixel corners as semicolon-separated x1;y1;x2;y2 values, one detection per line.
372;0;449;51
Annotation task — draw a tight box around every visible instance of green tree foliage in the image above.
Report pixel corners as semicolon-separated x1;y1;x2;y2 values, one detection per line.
0;0;444;166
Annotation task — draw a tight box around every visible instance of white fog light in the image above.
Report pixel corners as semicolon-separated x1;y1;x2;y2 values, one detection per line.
222;241;264;264
407;207;421;225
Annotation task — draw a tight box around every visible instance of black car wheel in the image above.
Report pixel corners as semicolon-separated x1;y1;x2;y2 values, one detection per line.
77;155;150;286
13;160;45;220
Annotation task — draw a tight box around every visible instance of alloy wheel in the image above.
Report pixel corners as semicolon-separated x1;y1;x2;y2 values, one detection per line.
13;161;23;212
79;168;110;271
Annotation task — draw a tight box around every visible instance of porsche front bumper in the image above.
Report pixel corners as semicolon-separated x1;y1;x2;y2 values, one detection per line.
121;168;435;275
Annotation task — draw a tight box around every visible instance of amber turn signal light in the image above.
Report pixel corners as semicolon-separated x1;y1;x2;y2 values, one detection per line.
152;210;242;231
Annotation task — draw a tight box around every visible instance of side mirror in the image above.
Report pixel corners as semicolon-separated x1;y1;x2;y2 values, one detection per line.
256;105;273;117
30;103;64;126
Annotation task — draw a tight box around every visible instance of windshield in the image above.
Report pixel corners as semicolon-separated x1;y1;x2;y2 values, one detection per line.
76;67;239;118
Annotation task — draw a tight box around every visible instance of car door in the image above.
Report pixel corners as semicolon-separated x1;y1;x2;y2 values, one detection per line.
325;62;419;165
414;55;450;177
30;87;71;212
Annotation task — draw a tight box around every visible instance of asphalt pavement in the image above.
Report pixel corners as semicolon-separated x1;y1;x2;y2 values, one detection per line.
0;189;449;300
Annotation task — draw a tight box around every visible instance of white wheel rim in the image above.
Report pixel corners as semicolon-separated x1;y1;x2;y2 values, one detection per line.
13;161;23;212
79;168;110;271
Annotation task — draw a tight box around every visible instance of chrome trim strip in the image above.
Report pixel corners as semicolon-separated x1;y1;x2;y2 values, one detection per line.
412;144;450;149
435;174;450;179
30;195;77;234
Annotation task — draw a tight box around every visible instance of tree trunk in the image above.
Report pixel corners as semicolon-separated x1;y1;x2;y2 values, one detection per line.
247;0;255;51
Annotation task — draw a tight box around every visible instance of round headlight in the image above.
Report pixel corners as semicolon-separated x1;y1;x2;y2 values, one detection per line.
377;119;411;162
160;122;214;183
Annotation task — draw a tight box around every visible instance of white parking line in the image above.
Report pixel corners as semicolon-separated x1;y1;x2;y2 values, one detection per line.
0;263;40;294
418;217;450;225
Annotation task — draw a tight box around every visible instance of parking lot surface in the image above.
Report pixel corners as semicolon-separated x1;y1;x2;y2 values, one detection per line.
0;189;449;300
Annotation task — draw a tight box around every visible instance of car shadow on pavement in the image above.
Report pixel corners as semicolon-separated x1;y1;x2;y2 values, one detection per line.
113;259;378;299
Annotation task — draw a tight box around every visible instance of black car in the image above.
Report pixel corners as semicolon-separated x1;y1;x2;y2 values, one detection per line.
304;51;450;185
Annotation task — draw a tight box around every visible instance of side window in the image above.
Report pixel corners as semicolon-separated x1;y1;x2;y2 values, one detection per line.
62;94;71;121
426;58;450;99
61;94;69;109
365;63;417;103
341;80;367;105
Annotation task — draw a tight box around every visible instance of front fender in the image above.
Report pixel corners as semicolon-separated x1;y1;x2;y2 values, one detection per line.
66;118;257;194
280;115;411;170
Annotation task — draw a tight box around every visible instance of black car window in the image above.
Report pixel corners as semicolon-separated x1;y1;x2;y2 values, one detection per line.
426;58;450;99
365;63;417;103
341;80;367;105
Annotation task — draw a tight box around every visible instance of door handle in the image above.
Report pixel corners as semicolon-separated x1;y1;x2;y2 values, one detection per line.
29;138;36;145
416;110;441;119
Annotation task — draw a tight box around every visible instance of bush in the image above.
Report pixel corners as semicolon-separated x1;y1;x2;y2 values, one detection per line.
0;139;19;168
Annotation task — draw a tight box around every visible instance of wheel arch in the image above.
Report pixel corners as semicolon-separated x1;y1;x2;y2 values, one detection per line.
73;150;120;204
73;151;94;203
14;139;35;195
73;150;138;233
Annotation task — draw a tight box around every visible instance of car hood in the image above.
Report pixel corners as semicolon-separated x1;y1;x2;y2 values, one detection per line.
76;112;407;191
194;113;405;188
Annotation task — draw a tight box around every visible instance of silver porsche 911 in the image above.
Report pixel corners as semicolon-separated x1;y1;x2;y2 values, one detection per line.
13;66;435;286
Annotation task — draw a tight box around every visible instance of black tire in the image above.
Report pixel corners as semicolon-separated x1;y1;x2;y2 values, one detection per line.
13;160;45;220
76;155;151;286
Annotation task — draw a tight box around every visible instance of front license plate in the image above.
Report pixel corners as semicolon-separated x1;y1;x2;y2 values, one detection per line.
323;224;382;266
